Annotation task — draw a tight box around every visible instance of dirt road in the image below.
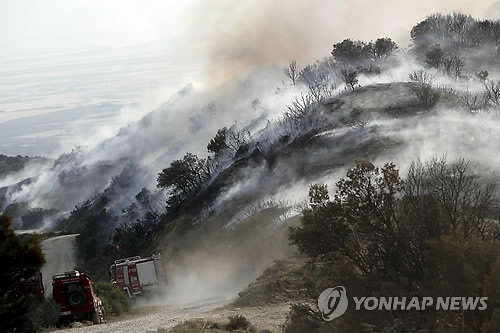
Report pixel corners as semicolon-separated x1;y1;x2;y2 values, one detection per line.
40;234;290;332
54;300;290;333
40;234;79;295
55;299;227;333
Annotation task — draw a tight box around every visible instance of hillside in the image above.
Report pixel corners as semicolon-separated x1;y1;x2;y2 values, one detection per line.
0;154;52;179
50;82;429;279
1;12;500;332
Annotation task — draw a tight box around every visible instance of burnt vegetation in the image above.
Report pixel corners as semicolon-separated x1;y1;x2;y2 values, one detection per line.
2;11;498;332
0;154;52;178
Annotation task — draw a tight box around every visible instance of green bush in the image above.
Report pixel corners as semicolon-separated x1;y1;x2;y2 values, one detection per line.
95;282;131;316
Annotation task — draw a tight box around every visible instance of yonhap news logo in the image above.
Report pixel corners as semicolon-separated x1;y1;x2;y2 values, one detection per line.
318;286;488;321
318;286;349;321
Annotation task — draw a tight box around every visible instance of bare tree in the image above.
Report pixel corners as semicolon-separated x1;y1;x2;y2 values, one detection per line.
484;80;500;114
321;56;337;72
306;72;336;102
405;157;497;239
226;127;252;153
281;93;317;132
452;55;466;79
412;13;499;49
350;108;373;128
284;60;299;86
449;13;473;47
494;22;500;47
442;55;465;79
459;89;485;113
409;70;434;85
299;64;336;101
442;56;453;74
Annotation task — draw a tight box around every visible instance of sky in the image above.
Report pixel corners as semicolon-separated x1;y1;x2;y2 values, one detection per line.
0;0;499;156
0;0;193;57
0;0;498;58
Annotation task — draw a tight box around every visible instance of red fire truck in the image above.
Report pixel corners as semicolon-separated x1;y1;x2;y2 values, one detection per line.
109;254;167;298
20;271;45;301
52;271;105;324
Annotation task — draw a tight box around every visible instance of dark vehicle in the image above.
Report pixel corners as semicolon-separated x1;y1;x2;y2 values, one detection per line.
110;254;167;298
20;271;45;301
52;270;105;324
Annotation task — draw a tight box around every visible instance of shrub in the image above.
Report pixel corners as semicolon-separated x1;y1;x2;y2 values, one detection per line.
477;70;489;81
32;298;60;329
225;314;252;331
350;108;372;128
95;282;131;316
415;84;440;110
341;69;359;90
282;304;330;333
161;319;223;333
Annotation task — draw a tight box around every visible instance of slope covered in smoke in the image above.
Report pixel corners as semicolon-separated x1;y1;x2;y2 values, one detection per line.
0;154;52;179
0;68;296;229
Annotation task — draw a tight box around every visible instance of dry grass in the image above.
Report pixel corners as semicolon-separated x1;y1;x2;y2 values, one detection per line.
154;316;257;333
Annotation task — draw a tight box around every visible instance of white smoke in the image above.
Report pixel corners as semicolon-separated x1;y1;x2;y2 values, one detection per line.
1;66;302;228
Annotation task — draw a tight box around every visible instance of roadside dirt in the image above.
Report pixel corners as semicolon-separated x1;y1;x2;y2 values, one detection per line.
53;300;292;333
234;258;310;307
199;303;292;333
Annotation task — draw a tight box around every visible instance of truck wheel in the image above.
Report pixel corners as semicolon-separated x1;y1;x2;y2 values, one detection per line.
91;311;100;324
66;290;86;309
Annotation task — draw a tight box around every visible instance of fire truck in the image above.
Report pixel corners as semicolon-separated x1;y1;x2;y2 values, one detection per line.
20;271;45;301
109;254;167;298
52;271;105;324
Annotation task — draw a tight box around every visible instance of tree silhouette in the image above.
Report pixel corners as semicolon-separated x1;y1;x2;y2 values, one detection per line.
0;213;45;333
